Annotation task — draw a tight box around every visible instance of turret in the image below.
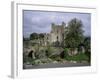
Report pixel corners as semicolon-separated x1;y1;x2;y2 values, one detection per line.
62;22;66;27
52;23;55;27
51;23;55;33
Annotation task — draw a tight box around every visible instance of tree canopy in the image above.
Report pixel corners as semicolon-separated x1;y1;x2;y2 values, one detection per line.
65;18;84;48
30;33;38;40
30;33;44;40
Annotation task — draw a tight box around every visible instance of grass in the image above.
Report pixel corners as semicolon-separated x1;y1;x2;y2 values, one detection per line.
65;53;89;62
63;48;90;62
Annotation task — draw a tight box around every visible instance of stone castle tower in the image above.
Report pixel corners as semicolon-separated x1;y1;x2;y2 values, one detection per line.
49;22;66;46
44;22;66;46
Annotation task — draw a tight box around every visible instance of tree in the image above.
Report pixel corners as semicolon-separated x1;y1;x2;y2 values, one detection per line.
30;33;45;40
65;18;84;48
84;36;91;50
83;36;91;62
39;33;44;39
30;33;38;40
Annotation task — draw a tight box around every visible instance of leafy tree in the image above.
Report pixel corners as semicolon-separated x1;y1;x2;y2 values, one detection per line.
39;33;44;39
30;33;38;40
84;36;91;50
83;36;91;62
65;18;84;48
30;33;45;40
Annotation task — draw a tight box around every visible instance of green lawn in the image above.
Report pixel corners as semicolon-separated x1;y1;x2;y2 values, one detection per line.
64;53;89;62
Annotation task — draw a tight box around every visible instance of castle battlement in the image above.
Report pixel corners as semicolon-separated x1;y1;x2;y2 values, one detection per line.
44;22;66;46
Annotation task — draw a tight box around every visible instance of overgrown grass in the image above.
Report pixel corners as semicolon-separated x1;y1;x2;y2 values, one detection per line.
64;53;89;62
63;48;90;62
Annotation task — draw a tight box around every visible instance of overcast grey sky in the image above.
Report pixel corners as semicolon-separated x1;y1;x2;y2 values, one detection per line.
23;10;91;38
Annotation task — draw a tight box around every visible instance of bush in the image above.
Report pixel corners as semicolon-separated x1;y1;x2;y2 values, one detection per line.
63;48;69;59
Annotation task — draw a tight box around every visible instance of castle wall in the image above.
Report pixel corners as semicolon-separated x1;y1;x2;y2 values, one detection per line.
50;23;65;44
43;22;65;46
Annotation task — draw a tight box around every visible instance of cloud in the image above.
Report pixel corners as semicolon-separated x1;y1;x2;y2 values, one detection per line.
23;10;91;38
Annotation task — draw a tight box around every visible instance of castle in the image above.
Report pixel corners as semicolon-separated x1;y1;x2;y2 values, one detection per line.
43;22;66;46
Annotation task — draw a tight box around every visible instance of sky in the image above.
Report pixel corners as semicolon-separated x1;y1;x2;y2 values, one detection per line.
23;10;91;38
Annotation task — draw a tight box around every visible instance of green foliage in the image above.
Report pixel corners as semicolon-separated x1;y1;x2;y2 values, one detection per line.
65;18;84;48
64;48;68;53
83;37;91;62
63;48;68;58
83;37;91;50
39;33;44;39
30;33;45;40
30;33;38;40
65;53;89;62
